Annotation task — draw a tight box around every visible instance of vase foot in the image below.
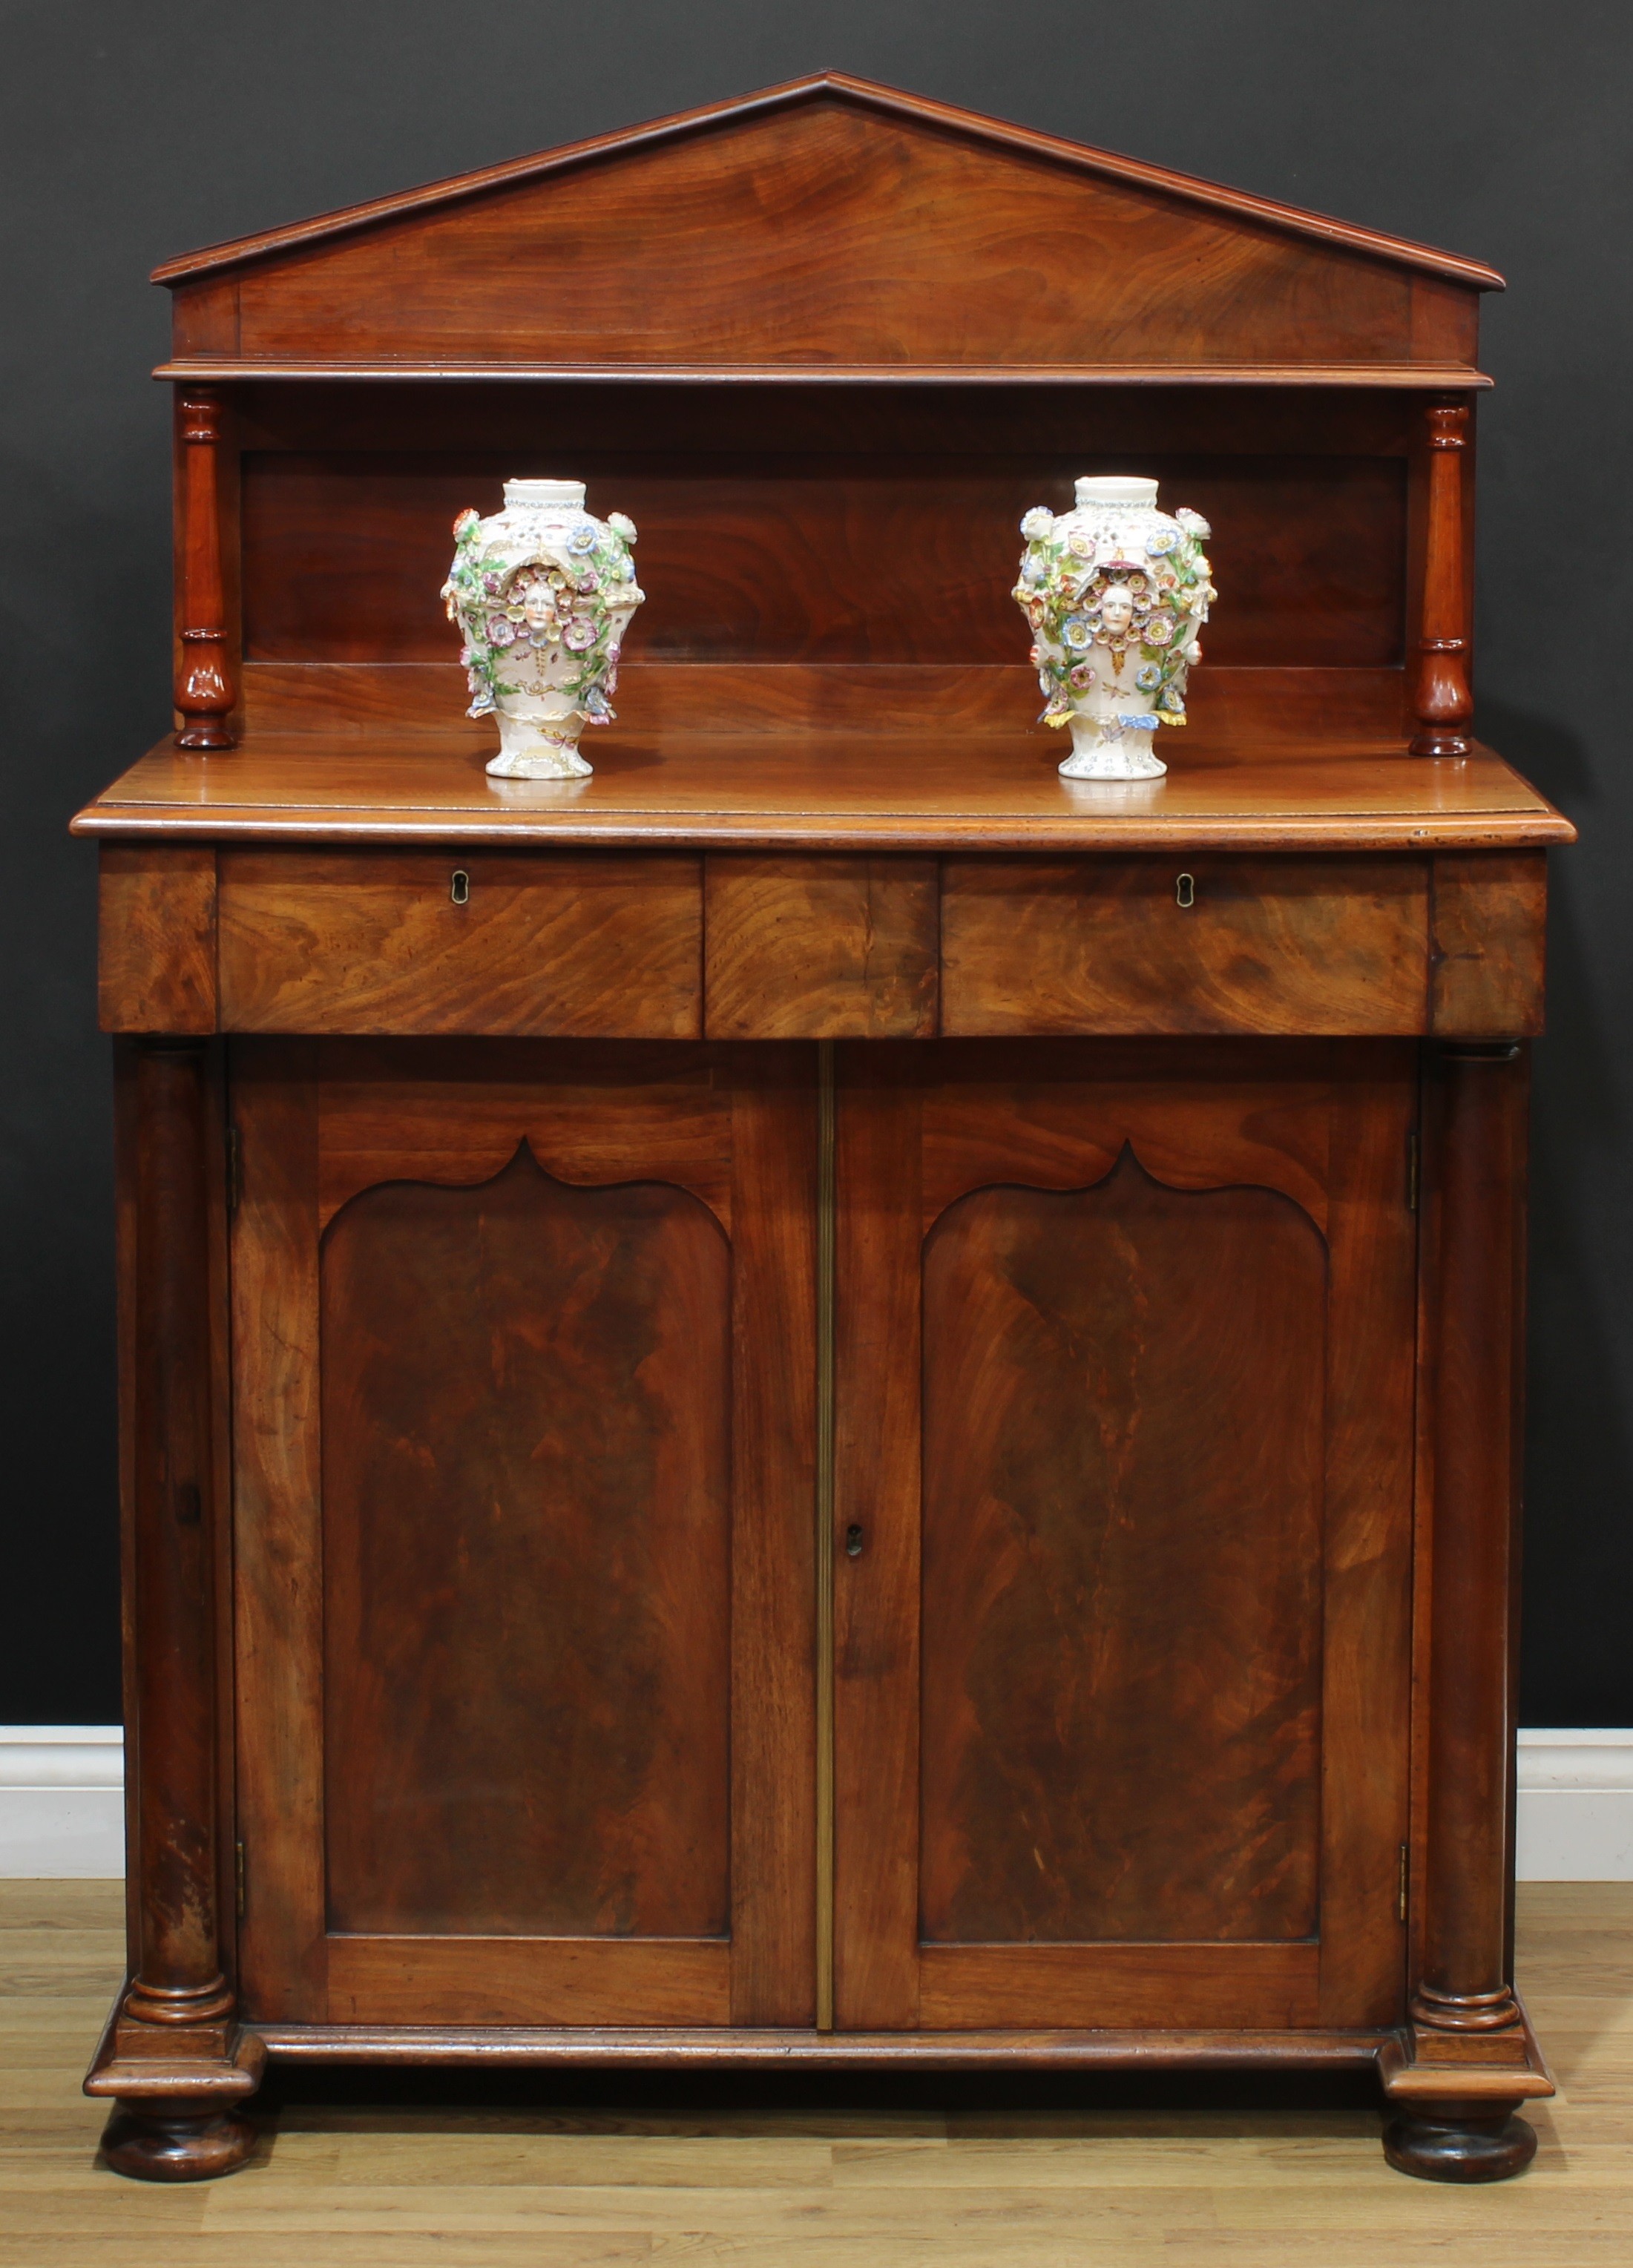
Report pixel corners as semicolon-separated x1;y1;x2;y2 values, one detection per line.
485;748;593;779
1058;725;1166;780
1382;2102;1537;2183
1059;752;1166;781
101;2101;260;2182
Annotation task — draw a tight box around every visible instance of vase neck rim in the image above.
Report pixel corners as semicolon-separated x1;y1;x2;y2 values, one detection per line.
504;479;587;510
1074;476;1159;509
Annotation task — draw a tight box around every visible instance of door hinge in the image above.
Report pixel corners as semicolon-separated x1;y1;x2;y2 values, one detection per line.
1406;1128;1419;1214
226;1124;241;1217
235;1839;246;1921
1398;1841;1410;1923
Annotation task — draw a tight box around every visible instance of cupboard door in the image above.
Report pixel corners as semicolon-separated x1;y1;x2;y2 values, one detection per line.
232;1038;815;2028
834;1039;1416;2033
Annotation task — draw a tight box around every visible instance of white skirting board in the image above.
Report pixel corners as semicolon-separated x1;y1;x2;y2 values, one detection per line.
0;1729;125;1876
2;1726;1630;1879
1515;1729;1633;1880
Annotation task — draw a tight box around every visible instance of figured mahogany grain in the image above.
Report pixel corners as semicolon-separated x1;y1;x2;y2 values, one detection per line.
234;660;1413;744
88;68;1560;2155
170;272;239;353
1312;1056;1419;2023
193;96;1450;372
919;1155;1325;1947
125;1041;232;2025
99;846;217;1034
704;856;938;1039
230;1041;326;2022
1430;852;1546;1036
309;1036;735;1232
217;851;701;1036
76;729;1573;855
230;1040;815;2030
240;452;1404;671
723;1048;819;2025
321;1148;731;1941
832;1040;1416;2034
157;74;1502;293
324;1936;730;2026
833;1047;926;2030
918;1943;1321;2031
942;856;1430;1034
1413;1045;1528;2037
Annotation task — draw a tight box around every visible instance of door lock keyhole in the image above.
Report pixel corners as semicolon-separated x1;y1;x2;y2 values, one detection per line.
844;1523;864;1558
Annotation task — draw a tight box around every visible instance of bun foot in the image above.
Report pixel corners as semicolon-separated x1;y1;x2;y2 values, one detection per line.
1384;2101;1537;2183
102;2101;259;2181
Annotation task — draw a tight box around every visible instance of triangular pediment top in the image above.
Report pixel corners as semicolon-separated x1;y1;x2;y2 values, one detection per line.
152;72;1503;292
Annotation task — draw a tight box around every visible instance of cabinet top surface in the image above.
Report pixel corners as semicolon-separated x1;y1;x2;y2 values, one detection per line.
74;728;1571;854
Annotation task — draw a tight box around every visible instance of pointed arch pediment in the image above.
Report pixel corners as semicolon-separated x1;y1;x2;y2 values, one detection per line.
156;75;1498;380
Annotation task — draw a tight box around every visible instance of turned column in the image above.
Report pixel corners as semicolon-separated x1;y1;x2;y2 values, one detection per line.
1387;1040;1536;2183
174;390;235;750
1413;1042;1525;2035
91;1038;259;2181
1410;398;1474;757
126;1039;232;2028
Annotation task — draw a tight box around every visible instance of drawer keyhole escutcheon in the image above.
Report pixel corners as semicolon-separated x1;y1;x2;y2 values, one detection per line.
450;870;470;906
1174;872;1196;909
845;1523;864;1558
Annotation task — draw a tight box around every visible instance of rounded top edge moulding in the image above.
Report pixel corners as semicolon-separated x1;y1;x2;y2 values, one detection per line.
1074;476;1159;508
504;479;587;508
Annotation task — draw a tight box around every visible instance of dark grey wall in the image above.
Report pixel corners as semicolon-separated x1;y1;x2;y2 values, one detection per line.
2;0;1628;1723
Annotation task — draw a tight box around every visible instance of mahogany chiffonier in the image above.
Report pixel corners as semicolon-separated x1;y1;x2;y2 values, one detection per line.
75;73;1572;2183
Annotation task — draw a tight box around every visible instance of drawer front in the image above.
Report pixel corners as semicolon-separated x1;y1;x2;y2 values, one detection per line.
218;852;702;1037
704;855;939;1039
942;857;1431;1036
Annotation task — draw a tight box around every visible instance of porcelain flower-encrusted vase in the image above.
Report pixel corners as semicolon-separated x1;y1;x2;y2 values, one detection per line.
1014;476;1215;780
441;479;645;778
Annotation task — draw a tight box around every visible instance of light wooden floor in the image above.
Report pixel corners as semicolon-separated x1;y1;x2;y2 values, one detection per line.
3;1882;1630;2267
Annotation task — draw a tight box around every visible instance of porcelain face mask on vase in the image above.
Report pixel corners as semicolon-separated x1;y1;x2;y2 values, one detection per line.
1013;476;1215;780
441;479;645;778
